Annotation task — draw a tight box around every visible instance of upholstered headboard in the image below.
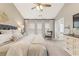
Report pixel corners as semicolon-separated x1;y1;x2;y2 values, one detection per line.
0;24;17;30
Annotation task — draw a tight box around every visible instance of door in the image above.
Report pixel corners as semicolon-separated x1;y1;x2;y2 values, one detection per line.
55;17;64;40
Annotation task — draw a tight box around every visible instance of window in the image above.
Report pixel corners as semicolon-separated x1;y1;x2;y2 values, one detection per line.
37;23;42;34
28;22;35;34
28;22;35;30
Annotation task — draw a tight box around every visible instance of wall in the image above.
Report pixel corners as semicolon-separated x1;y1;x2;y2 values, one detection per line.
55;3;79;38
0;3;24;29
24;19;54;38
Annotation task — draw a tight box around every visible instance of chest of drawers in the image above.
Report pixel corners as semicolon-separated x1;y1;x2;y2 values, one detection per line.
64;35;79;56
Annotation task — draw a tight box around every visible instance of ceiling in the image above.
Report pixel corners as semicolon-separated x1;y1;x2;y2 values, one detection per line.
14;3;64;19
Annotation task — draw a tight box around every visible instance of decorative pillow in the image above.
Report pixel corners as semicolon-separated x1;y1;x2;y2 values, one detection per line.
12;30;23;41
0;30;13;34
0;33;13;44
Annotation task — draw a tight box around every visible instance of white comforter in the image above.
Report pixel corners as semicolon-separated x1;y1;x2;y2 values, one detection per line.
6;34;47;56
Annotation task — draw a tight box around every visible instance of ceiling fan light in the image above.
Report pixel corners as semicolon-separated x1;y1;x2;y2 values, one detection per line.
40;5;43;10
36;6;40;11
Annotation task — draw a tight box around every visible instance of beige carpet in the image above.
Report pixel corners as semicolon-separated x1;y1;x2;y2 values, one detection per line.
44;40;70;56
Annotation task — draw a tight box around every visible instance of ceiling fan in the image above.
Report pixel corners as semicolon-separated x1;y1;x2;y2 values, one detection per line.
31;3;52;11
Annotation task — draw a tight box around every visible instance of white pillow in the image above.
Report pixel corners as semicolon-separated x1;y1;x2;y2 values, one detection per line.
0;33;13;44
12;30;23;41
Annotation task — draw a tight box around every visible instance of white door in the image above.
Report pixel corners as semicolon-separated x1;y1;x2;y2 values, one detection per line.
55;17;64;40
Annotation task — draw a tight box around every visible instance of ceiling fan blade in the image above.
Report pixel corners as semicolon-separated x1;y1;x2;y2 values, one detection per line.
42;4;51;7
31;7;36;9
35;3;40;5
33;3;51;7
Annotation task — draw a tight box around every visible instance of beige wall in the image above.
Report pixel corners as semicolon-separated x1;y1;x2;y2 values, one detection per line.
0;3;24;28
55;3;79;34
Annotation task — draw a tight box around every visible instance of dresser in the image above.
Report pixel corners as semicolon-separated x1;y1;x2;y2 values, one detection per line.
64;34;79;56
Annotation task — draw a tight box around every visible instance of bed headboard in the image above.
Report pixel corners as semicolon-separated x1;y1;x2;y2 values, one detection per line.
0;24;17;30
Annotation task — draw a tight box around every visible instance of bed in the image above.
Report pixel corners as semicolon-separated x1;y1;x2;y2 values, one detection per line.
6;34;47;56
0;32;48;56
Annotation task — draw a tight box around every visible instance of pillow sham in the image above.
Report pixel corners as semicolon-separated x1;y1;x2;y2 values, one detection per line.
0;33;13;44
12;30;23;41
